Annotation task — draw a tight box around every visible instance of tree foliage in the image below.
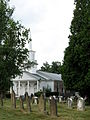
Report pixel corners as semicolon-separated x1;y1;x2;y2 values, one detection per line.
61;0;90;99
40;61;61;74
0;0;31;95
40;62;51;72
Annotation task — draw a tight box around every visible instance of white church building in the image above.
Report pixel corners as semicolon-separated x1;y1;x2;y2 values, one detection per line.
12;40;63;97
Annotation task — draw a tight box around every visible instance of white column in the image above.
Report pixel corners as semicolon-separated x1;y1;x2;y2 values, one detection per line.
37;80;39;92
27;81;29;95
18;81;20;97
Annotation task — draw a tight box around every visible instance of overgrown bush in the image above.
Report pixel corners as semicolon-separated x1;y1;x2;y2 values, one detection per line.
46;92;59;97
34;91;43;97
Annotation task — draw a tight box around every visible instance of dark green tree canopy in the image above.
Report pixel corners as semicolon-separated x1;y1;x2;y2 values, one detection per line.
61;0;90;99
40;61;61;74
0;0;31;93
40;62;51;72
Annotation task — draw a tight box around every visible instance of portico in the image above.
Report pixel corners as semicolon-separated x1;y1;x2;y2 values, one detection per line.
13;78;40;97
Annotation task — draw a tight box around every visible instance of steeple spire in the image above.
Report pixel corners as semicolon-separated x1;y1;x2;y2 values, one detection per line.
28;29;38;73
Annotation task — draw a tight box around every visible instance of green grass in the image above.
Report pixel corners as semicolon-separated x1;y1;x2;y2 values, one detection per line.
0;99;90;120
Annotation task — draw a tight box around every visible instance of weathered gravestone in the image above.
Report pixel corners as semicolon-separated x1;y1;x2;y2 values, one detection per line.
38;94;46;113
20;96;24;110
67;97;73;108
34;96;38;104
77;97;85;111
11;90;16;109
50;96;57;116
58;96;63;103
25;92;31;112
75;92;86;111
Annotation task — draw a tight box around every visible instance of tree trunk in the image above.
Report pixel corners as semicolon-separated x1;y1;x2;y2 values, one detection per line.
11;90;16;109
0;92;3;107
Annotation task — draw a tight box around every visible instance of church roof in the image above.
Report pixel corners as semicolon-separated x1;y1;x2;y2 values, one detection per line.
36;71;62;81
13;70;62;81
13;71;37;81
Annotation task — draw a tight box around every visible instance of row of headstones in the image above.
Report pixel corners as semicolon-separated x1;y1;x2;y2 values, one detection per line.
11;91;86;116
38;94;57;116
11;91;57;116
11;90;31;112
50;95;86;112
67;95;86;111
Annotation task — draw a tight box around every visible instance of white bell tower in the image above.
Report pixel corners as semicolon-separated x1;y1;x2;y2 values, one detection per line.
28;39;37;73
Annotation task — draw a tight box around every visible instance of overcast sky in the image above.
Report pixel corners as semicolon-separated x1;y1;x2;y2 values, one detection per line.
10;0;74;69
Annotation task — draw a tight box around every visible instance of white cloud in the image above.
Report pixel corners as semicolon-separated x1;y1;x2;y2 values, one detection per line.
10;0;74;68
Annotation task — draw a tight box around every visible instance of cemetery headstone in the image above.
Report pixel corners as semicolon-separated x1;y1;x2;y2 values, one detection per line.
38;93;47;114
75;92;86;111
20;96;24;110
50;96;57;116
77;97;85;111
58;96;63;102
25;92;31;112
67;97;73;108
34;96;38;104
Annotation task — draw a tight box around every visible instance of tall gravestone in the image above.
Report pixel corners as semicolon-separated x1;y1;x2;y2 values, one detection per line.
38;93;47;113
25;92;31;112
20;96;24;110
50;96;57;116
75;92;86;111
38;94;44;112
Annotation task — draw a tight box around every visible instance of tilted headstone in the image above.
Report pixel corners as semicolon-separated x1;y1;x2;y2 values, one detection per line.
38;93;47;113
11;90;16;109
25;92;31;112
50;96;57;116
20;96;24;110
38;94;44;112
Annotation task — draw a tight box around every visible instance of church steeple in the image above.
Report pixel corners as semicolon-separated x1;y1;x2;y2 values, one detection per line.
29;39;32;51
28;31;37;73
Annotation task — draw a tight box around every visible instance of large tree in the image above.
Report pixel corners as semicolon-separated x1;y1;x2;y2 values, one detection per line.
61;0;90;100
40;62;51;72
40;61;61;74
0;0;31;105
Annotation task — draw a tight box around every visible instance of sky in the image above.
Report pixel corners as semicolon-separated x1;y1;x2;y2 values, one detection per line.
10;0;74;69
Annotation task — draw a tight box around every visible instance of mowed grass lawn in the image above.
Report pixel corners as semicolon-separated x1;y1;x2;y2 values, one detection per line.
0;99;90;120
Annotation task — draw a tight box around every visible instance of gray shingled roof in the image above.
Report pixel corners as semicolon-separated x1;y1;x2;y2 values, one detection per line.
13;70;62;81
36;71;62;81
